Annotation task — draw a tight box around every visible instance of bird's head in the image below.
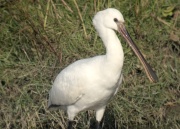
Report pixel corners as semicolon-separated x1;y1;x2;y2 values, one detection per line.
93;8;131;44
93;8;158;83
93;8;124;32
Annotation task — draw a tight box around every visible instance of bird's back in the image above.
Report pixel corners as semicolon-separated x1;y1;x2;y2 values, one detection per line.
48;55;122;110
48;56;106;106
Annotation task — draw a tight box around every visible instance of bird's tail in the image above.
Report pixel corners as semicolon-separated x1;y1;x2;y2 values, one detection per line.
48;104;62;110
47;89;64;111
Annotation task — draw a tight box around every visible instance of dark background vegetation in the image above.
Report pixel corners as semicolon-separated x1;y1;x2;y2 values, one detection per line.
0;0;179;129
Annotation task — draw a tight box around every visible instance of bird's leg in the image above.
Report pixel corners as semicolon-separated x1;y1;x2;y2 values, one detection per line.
86;111;91;126
95;120;100;129
68;120;74;129
95;106;105;129
67;107;78;129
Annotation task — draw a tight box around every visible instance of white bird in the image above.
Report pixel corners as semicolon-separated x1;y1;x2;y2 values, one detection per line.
48;8;158;129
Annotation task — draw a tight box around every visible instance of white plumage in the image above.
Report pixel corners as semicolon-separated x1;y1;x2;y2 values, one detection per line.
48;8;157;129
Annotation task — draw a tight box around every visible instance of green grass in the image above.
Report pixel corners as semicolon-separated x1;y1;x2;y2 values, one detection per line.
0;0;179;129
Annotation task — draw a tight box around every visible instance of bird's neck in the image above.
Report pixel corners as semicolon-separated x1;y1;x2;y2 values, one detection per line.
99;27;124;72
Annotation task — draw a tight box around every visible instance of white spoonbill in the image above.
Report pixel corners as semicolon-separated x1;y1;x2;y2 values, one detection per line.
48;8;158;129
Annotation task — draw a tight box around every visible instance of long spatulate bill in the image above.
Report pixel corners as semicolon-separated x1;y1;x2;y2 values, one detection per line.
117;22;158;83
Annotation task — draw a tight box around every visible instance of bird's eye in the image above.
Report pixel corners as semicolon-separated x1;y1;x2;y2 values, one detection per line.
114;18;118;22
